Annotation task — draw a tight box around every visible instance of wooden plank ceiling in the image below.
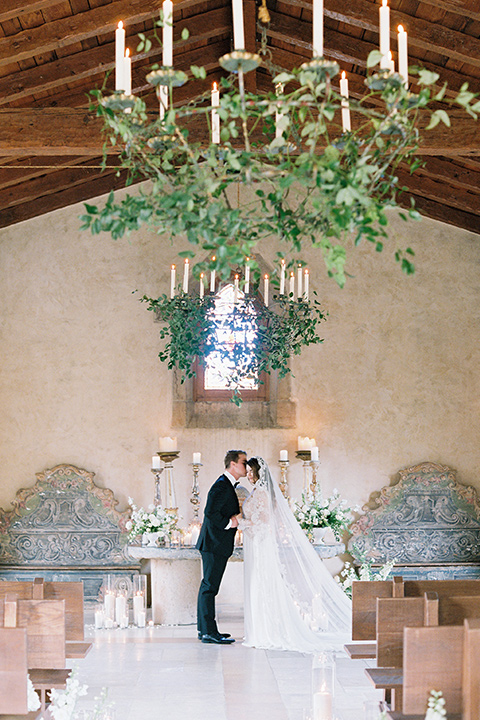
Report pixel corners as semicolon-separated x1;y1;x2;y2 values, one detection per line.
0;0;479;234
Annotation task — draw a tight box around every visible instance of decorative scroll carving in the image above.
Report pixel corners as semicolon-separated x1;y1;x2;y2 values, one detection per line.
0;464;132;567
349;462;480;566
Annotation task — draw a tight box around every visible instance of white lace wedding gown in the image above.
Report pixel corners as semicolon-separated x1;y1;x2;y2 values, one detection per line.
240;460;352;653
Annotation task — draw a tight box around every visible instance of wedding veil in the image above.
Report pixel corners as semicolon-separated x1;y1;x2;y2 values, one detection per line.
255;457;352;642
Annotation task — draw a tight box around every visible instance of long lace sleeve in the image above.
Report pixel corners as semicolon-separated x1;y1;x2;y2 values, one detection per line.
239;487;270;535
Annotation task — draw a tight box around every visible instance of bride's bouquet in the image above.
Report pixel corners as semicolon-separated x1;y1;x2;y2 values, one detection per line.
293;489;354;542
126;498;178;543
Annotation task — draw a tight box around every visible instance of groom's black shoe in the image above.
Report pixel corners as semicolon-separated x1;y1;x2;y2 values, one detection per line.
198;631;231;640
201;633;235;644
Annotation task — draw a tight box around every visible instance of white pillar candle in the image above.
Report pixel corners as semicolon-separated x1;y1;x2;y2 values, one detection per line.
313;690;332;720
115;595;127;625
312;0;324;58
264;274;269;306
304;268;309;301
104;617;114;629
232;0;245;50
210;257;216;293
104;592;115;621
339;71;351;132
234;274;239;304
244;258;250;294
280;259;286;295
115;21;125;91
311;446;319;461
193;452;202;464
211;82;220;144
182;258;189;293
133;593;144;626
162;0;173;67
137;610;146;628
199;273;204;299
280;450;288;461
297;265;303;299
379;0;390;70
123;48;131;95
152;455;161;470
170;264;175;298
289;271;295;297
398;24;408;87
159;436;177;451
94;609;104;630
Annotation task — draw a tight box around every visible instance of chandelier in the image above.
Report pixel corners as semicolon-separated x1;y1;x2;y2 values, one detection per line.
80;0;479;289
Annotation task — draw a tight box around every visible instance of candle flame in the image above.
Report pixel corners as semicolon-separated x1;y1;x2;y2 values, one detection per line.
200;272;204;278
304;268;309;275
125;48;130;58
341;70;346;80
398;24;404;32
235;274;239;279
246;256;250;261
118;20;124;29
281;258;285;265
382;0;388;6
264;274;269;279
290;271;294;277
171;264;175;269
213;81;218;91
212;255;216;261
185;258;189;264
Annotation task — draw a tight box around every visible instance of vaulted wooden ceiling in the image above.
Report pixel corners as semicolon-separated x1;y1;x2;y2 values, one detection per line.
0;0;479;234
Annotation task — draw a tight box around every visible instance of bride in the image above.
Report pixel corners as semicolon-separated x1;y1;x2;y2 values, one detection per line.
239;457;352;652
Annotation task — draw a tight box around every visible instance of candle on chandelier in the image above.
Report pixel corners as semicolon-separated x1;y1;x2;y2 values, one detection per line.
211;82;220;144
183;258;189;293
234;274;239;304
264;274;269;306
162;0;173;67
152;455;161;470
304;268;309;301
339;71;351;132
275;83;284;139
232;0;245;50
123;48;131;95
280;258;286;295
115;21;125;91
388;50;395;72
199;273;204;299
379;0;391;70
297;265;303;299
159;86;168;120
312;0;324;58
398;25;409;87
289;271;295;297
170;264;176;298
210;257;216;292
244;257;250;294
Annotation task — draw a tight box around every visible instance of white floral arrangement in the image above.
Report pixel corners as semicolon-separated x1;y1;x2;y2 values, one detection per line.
49;669;88;720
425;690;447;720
294;489;355;541
336;557;397;598
126;498;178;542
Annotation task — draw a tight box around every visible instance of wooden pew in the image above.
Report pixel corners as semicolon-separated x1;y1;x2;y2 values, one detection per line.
0;627;29;715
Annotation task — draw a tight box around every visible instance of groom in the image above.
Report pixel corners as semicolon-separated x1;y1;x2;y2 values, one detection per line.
196;449;246;644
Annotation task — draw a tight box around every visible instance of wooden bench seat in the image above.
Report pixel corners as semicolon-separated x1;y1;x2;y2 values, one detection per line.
344;642;376;659
28;669;70;714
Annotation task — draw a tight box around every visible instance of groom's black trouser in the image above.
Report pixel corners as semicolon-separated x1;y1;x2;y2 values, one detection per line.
197;551;229;636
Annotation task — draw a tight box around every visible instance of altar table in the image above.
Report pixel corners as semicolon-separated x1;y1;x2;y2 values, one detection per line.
128;543;344;625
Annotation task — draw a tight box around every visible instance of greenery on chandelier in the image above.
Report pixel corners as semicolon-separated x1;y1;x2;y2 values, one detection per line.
80;19;479;287
140;288;327;404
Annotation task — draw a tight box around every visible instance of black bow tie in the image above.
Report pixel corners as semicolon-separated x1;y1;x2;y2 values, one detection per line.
234;481;240;488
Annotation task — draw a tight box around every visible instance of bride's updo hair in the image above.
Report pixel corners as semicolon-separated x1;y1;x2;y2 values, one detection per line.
247;457;261;481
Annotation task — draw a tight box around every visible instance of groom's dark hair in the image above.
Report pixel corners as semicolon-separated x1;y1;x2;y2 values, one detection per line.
224;449;246;468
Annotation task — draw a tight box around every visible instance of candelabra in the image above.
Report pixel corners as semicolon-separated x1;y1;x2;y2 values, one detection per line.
296;450;313;493
151;466;163;506
310;460;320;496
190;461;202;521
278;459;289;498
156;451;179;513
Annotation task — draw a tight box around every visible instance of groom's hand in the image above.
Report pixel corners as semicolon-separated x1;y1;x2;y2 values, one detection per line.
230;514;239;528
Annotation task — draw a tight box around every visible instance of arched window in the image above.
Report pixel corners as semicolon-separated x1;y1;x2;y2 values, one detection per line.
194;284;268;402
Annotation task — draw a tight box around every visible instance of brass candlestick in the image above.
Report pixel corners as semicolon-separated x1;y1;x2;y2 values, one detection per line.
151;467;163;506
278;460;289;498
310;460;320;495
296;450;312;494
190;462;202;521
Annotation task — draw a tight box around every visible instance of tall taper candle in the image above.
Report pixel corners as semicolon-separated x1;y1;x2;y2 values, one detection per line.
162;0;173;67
289;271;295;297
170;264;176;298
379;0;390;70
297;265;303;299
264;274;269;306
304;268;309;301
183;258;189;293
199;273;204;299
398;24;408;87
340;71;351;132
211;82;220;144
312;0;324;58
245;257;250;294
234;274;239;304
232;0;245;50
210;257;216;292
123;48;131;95
280;258;286;295
159;85;168;120
115;21;125;90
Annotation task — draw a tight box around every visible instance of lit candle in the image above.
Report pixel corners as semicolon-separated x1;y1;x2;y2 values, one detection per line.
311;446;319;461
137;610;146;628
162;0;173;67
388;50;395;73
133;593;144;626
210;257;216;293
379;0;390;70
115;594;127;625
94;608;104;629
104;591;115;621
280;259;286;295
398;24;408;87
193;452;202;464
339;71;351;132
159;436;177;451
234;274;239;304
211;82;220;144
123;48;131;95
152;455;161;470
289;271;295;297
232;0;245;50
280;450;288;461
199;273;204;299
304;268;309;301
313;690;332;720
264;274;269;306
115;21;125;91
275;83;284;139
170;264;175;298
312;0;324;58
159;85;168;120
297;265;303;299
183;258;189;293
244;257;250;294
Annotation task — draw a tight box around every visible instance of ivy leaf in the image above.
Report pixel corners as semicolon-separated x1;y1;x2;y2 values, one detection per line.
367;50;383;68
425;109;450;130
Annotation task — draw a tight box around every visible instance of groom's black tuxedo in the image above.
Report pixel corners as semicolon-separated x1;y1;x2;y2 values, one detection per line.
196;474;240;636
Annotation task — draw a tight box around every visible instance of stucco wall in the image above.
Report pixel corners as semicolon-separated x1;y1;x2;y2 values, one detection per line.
0;192;478;527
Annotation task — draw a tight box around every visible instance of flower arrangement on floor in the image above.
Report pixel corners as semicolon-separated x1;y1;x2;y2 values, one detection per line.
126;498;179;543
293;489;354;542
336;557;397;599
424;690;447;720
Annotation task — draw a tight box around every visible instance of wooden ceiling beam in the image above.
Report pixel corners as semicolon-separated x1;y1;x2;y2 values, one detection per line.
396;167;480;216
0;0;64;24
398;193;480;235
411;0;480;23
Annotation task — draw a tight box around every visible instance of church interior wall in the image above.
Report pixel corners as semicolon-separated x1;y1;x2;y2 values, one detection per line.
0;191;478;533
